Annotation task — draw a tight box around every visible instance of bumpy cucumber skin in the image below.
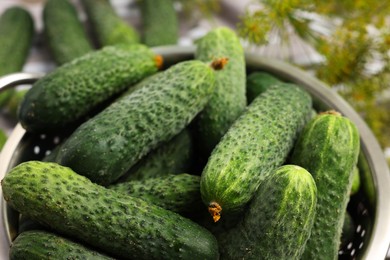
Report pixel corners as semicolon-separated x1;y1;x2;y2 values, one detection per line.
0;7;34;107
140;0;178;47
10;230;113;260
119;128;194;182
246;72;281;103
110;173;202;214
219;165;317;260
194;27;247;154
80;0;139;47
18;44;158;133
43;0;93;65
290;112;360;260
200;83;312;218
56;60;215;185
2;161;219;260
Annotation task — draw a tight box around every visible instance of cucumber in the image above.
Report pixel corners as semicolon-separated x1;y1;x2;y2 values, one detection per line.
246;71;281;103
0;128;6;151
110;173;202;215
289;110;360;260
119;128;194;182
43;0;93;65
340;211;355;249
2;161;219;260
350;165;360;196
139;0;178;47
56;59;219;185
10;230;114;259
80;0;139;47
0;6;34;107
18;44;160;133
4;89;28;120
200;83;312;222
194;27;247;154
219;165;317;259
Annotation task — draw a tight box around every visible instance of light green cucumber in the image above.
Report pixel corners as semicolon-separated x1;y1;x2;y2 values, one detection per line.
110;173;202;214
56;59;219;185
80;0;139;47
0;128;6;151
119;128;194;182
10;230;114;260
194;27;247;154
290;110;360;260
246;71;281;103
2;161;219;260
43;0;93;65
139;0;178;46
350;165;360;196
219;165;317;259
18;44;160;133
200;83;312;222
0;6;34;107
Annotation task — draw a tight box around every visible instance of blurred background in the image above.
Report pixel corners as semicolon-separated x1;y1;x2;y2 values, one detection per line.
0;0;390;163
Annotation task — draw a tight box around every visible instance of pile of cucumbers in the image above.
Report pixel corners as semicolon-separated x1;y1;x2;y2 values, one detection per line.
0;2;362;258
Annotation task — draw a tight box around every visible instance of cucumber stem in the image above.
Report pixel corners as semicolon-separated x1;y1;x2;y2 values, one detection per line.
155;55;164;69
210;57;229;71
208;201;222;222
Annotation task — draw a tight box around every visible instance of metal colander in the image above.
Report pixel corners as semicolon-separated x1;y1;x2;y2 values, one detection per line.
1;46;390;259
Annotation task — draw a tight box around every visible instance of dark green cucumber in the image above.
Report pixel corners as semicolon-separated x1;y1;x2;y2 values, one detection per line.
139;0;178;46
194;27;247;154
290;110;360;260
246;71;281;103
0;6;34;107
56;59;218;185
200;83;312;222
18;44;160;133
219;165;317;259
43;0;93;65
340;211;355;249
119;128;194;182
2;161;219;260
80;0;139;47
110;173;202;214
10;230;114;259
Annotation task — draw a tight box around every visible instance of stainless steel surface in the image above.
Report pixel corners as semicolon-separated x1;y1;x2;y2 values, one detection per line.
0;46;390;260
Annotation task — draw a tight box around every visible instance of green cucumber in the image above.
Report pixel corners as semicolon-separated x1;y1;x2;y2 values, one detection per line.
18;44;160;133
246;71;281;103
0;6;34;107
200;83;312;222
56;59;219;185
219;165;317;259
10;230;114;259
119;128;194;182
340;211;355;249
289;110;360;260
80;0;139;47
0;128;6;151
110;173;202;214
139;0;178;47
350;165;360;196
194;27;247;154
43;0;93;65
2;161;219;260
